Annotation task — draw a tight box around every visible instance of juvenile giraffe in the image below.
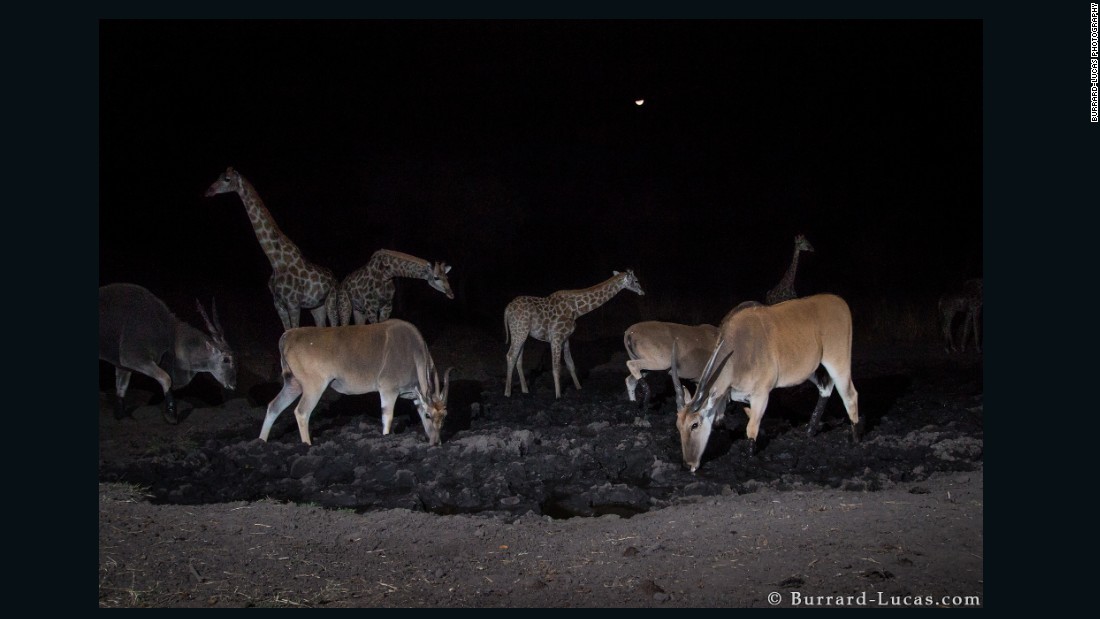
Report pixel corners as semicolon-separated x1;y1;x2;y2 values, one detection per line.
204;167;337;330
765;234;815;305
326;249;453;326
938;278;983;353
504;270;645;399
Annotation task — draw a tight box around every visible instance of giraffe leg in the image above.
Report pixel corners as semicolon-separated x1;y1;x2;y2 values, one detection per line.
550;339;563;399
563;339;582;391
960;311;972;352
516;346;528;394
378;304;393;322
941;310;955;353
309;305;328;328
275;302;293;332
113;368;133;419
337;291;352;327
353;309;367;326
505;332;528;397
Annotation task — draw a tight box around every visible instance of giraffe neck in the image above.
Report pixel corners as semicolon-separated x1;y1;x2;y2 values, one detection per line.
373;250;430;281
236;176;301;270
557;273;626;317
778;244;802;290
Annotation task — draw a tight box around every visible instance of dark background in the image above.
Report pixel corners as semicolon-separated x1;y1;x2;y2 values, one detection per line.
99;20;981;338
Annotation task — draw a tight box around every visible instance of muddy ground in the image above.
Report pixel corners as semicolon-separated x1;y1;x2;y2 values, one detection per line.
99;322;983;608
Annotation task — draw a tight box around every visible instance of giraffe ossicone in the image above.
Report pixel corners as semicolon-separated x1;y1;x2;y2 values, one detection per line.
504;270;645;399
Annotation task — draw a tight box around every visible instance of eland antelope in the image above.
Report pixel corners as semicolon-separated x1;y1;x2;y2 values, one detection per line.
260;319;453;446
99;283;236;424
673;294;860;471
622;320;720;406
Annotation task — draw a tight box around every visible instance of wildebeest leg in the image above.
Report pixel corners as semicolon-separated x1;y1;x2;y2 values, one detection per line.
113;368;133;420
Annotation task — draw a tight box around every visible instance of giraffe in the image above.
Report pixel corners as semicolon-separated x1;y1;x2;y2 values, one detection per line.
938;278;983;353
326;249;453;326
765;233;815;305
504;270;645;399
204;167;337;330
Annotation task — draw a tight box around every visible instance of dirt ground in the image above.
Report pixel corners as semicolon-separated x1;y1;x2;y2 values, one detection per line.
98;321;983;608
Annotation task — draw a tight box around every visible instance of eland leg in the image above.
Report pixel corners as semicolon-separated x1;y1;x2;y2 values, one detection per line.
806;369;836;437
113;368;133;420
260;376;303;441
744;393;771;457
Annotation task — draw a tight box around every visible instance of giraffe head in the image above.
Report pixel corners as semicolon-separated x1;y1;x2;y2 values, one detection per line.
426;262;455;299
614;270;645;296
795;234;815;253
204;167;243;198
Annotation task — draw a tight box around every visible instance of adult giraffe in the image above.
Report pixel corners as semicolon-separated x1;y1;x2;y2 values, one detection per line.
204;167;337;330
765;234;815;305
325;249;453;326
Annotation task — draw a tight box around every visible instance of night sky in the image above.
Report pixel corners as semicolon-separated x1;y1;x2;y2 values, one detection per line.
99;20;982;332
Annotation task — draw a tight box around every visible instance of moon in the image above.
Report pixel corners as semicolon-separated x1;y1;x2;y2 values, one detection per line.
635;99;645;106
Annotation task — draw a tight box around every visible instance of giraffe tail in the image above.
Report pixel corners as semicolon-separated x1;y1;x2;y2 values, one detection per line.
503;309;510;345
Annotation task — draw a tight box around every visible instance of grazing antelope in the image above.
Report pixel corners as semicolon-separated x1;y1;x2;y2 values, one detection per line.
99;283;236;424
672;294;860;472
938;278;983;353
260;319;453;446
622;321;720;405
504;270;645;399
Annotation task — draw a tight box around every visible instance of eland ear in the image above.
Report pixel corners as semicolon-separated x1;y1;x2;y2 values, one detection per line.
444;265;452;274
701;388;725;420
679;385;694;410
